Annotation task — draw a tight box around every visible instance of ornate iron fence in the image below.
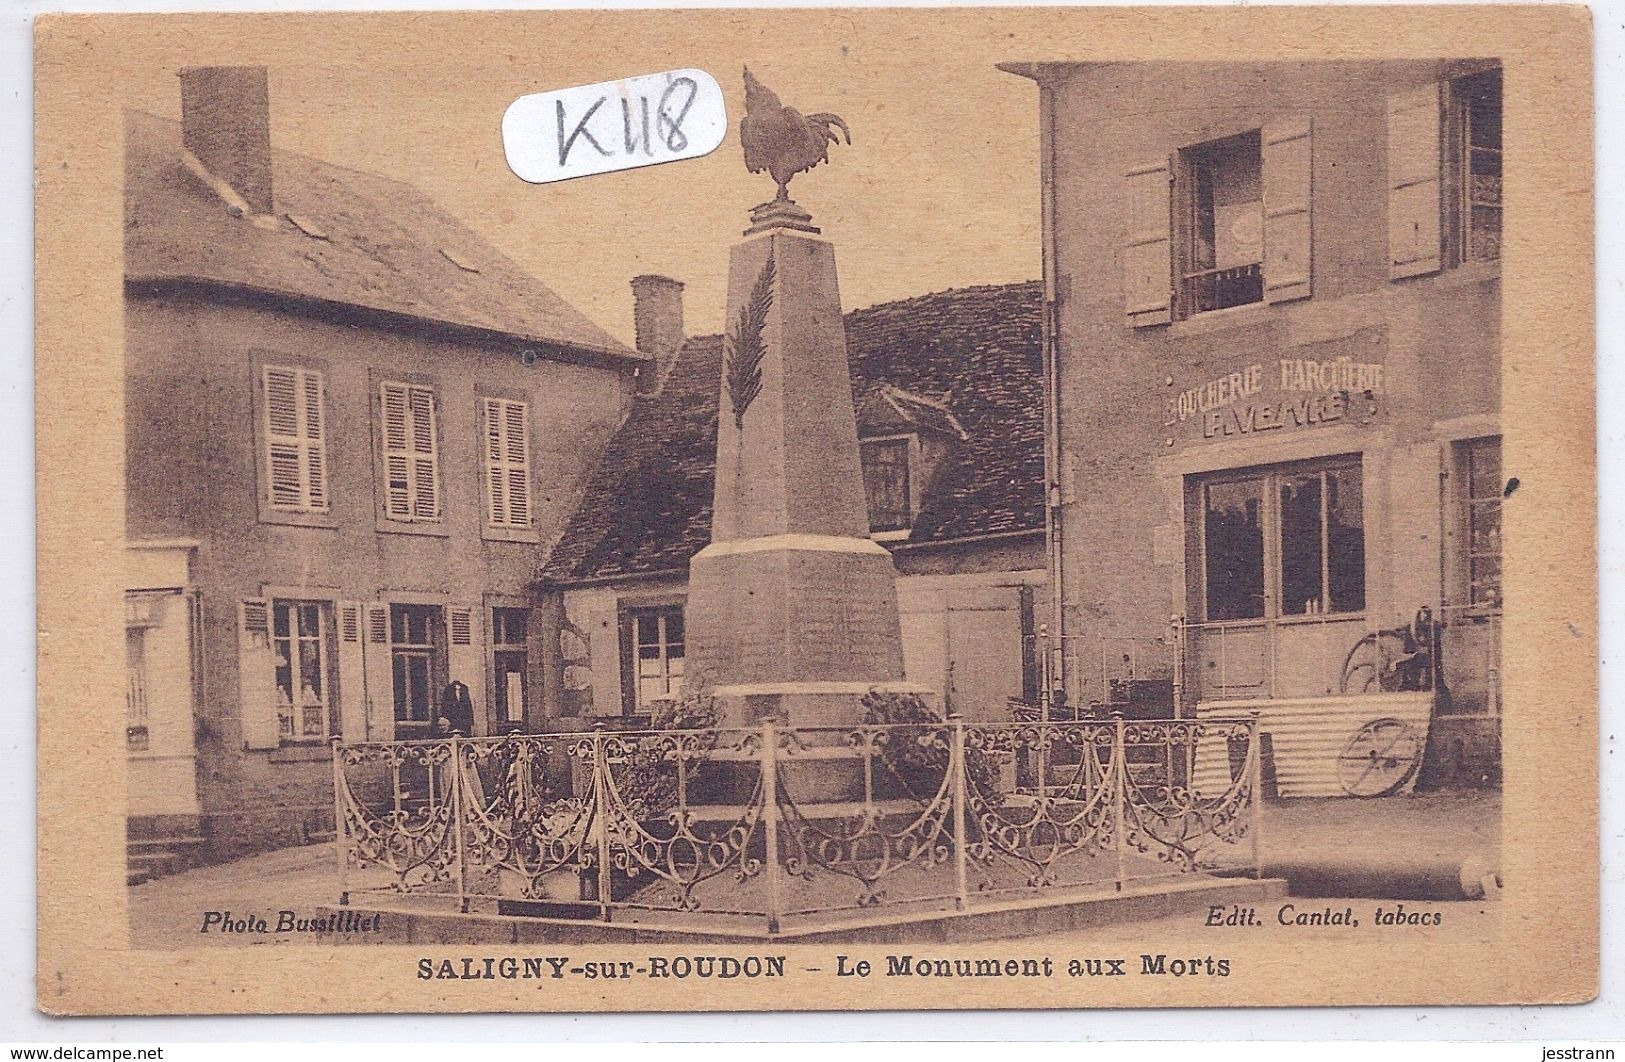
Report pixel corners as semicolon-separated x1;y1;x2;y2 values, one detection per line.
333;715;1262;934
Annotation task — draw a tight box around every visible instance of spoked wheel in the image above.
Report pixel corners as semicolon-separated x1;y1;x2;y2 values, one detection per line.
1340;630;1409;693
1337;717;1423;797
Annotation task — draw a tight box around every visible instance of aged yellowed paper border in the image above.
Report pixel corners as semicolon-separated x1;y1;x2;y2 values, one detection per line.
36;5;1595;1013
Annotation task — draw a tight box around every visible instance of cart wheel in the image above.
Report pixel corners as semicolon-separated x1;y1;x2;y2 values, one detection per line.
1337;717;1422;797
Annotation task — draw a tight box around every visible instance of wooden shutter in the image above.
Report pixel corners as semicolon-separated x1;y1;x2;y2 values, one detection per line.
263;366;328;512
335;601;368;742
618;609;637;718
363;604;395;741
482;398;533;528
380;382;440;520
1388;83;1444;279
1123;159;1173;327
238;598;281;750
1263;121;1313;303
446;606;486;736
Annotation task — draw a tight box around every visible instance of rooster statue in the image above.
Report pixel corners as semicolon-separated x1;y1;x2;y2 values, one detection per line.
740;67;851;203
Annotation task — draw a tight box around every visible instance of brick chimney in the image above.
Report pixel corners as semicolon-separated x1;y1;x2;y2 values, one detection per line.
179;66;274;216
630;275;685;395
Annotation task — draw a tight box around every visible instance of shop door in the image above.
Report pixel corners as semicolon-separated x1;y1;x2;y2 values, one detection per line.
1190;458;1367;702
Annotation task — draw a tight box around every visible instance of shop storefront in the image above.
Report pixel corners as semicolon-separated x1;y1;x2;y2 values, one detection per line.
1005;57;1503;796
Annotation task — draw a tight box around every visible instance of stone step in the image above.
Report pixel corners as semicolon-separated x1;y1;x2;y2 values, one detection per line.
314;876;1290;945
128;835;205;853
126;834;205;886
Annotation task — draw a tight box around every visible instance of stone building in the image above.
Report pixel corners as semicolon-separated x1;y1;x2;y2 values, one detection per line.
123;67;642;868
538;281;1049;727
1001;59;1503;794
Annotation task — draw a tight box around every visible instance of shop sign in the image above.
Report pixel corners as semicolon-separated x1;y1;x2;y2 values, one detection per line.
1163;327;1387;445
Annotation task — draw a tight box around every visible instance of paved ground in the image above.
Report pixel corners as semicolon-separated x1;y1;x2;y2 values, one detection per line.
127;790;1500;949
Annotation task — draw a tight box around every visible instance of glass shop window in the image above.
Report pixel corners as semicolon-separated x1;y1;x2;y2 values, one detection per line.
1199;459;1366;622
1203;478;1266;620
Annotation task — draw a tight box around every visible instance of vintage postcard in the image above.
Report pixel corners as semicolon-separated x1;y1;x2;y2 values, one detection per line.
34;5;1596;1014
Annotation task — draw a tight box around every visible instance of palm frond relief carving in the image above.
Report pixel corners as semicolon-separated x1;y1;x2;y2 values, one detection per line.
725;253;775;428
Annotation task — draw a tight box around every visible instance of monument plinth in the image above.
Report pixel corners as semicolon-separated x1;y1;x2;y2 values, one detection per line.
683;221;922;728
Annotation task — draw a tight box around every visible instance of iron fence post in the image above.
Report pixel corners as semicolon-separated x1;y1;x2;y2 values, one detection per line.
591;726;612;922
760;716;783;935
331;737;349;906
1250;712;1264;881
1113;714;1127;893
450;736;468;913
949;713;969;911
1170;616;1185;719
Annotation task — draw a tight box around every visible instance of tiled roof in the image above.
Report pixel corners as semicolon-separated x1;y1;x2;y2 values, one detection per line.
124;110;636;362
543;281;1045;583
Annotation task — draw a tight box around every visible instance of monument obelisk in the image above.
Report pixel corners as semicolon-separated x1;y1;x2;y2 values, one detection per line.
683;70;921;727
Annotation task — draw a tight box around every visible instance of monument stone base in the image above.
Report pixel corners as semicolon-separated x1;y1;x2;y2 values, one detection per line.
683;534;923;729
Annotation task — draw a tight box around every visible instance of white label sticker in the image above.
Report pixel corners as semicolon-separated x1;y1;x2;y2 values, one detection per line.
502;69;727;184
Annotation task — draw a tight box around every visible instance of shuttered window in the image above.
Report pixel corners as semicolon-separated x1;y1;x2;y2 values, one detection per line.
481;397;533;529
262;365;328;512
379;381;440;521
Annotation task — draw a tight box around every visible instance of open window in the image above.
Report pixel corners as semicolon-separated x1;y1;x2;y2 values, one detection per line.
1388;66;1501;278
390;604;442;734
1125;121;1312;326
1450;69;1502;266
1181;131;1264;314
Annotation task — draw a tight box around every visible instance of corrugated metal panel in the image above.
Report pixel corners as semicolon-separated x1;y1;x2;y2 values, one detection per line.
1193;692;1433;798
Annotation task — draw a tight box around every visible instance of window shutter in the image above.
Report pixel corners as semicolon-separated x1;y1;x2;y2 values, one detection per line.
335;601;368;742
408;387;440;519
1388;83;1444;279
363;604;394;742
449;607;473;645
1123;159;1173;327
302;371;327;510
238;598;281;750
1263;120;1313;303
367;605;388;644
617;610;637;718
482;398;533;528
380;382;413;519
446;606;485;736
263;366;329;512
380;382;440;520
